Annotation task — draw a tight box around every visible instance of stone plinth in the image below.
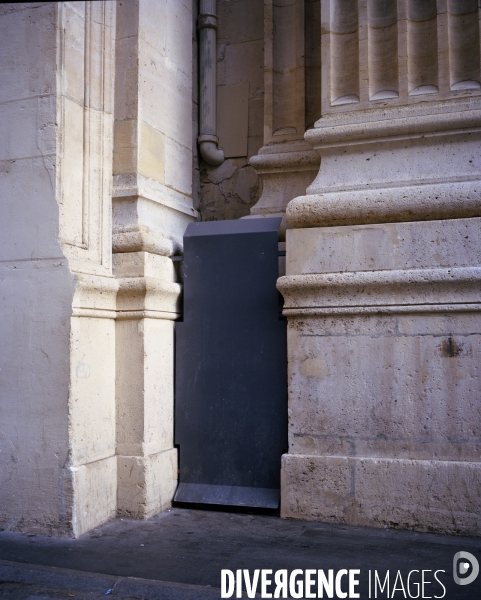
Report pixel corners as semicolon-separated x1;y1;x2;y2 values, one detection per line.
278;219;481;534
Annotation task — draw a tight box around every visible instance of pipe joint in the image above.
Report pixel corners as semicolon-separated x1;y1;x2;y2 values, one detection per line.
199;137;225;167
198;14;217;29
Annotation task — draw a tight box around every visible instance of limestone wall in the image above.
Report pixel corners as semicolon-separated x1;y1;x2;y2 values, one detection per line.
0;0;191;537
0;2;74;535
279;0;481;535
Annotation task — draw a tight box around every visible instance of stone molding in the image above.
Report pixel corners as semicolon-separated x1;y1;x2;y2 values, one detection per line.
249;142;320;238
286;180;481;228
112;173;197;257
72;274;119;318
250;144;320;174
112;227;177;258
113;224;181;258
116;277;181;318
282;304;481;317
117;448;178;520
278;266;481;315
70;264;181;320
113;174;197;218
288;99;481;228
306;100;481;149
57;1;116;278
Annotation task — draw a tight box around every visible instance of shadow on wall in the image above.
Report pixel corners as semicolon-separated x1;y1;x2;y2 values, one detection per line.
198;158;262;221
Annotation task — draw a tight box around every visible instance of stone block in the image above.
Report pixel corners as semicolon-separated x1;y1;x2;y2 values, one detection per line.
281;454;481;535
114;37;139;121
164;135;193;196
0;98;41;161
143;319;175;454
59;97;85;246
117;449;178;519
281;455;352;522
0;262;73;536
113;251;177;281
286;218;481;275
247;135;263;160
287;314;481;461
309;133;481;196
115;319;144;455
248;96;264;139
115;316;176;456
113;119;137;176
139;39;192;149
217;83;249;158
139;121;166;183
139;0;192;80
0;3;57;104
69;316;116;466
218;0;264;45
61;2;87;105
115;0;139;41
72;456;117;537
0;156;62;261
219;40;264;92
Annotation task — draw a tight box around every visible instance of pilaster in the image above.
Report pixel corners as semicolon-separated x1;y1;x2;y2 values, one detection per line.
57;1;118;537
112;0;196;519
112;0;197;256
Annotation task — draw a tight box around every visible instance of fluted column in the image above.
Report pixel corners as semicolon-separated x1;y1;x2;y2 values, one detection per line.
291;0;481;227
247;0;320;239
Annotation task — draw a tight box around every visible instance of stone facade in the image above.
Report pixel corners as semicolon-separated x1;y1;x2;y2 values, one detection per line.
278;0;481;535
0;0;480;538
0;0;193;537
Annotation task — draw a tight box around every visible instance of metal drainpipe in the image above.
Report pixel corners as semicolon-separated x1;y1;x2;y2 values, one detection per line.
198;0;224;166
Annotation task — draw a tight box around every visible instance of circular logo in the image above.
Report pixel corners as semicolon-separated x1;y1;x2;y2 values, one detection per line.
453;551;479;586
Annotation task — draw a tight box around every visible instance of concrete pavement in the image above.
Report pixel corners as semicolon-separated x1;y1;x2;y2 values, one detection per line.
0;507;480;599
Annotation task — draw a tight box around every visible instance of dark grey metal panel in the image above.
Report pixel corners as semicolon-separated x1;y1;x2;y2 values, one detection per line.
183;217;282;237
174;483;280;509
174;217;287;508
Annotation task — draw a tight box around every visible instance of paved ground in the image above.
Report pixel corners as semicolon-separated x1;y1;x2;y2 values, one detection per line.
0;507;480;599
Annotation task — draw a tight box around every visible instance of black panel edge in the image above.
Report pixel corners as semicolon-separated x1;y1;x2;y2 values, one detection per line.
174;483;280;509
184;217;282;238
